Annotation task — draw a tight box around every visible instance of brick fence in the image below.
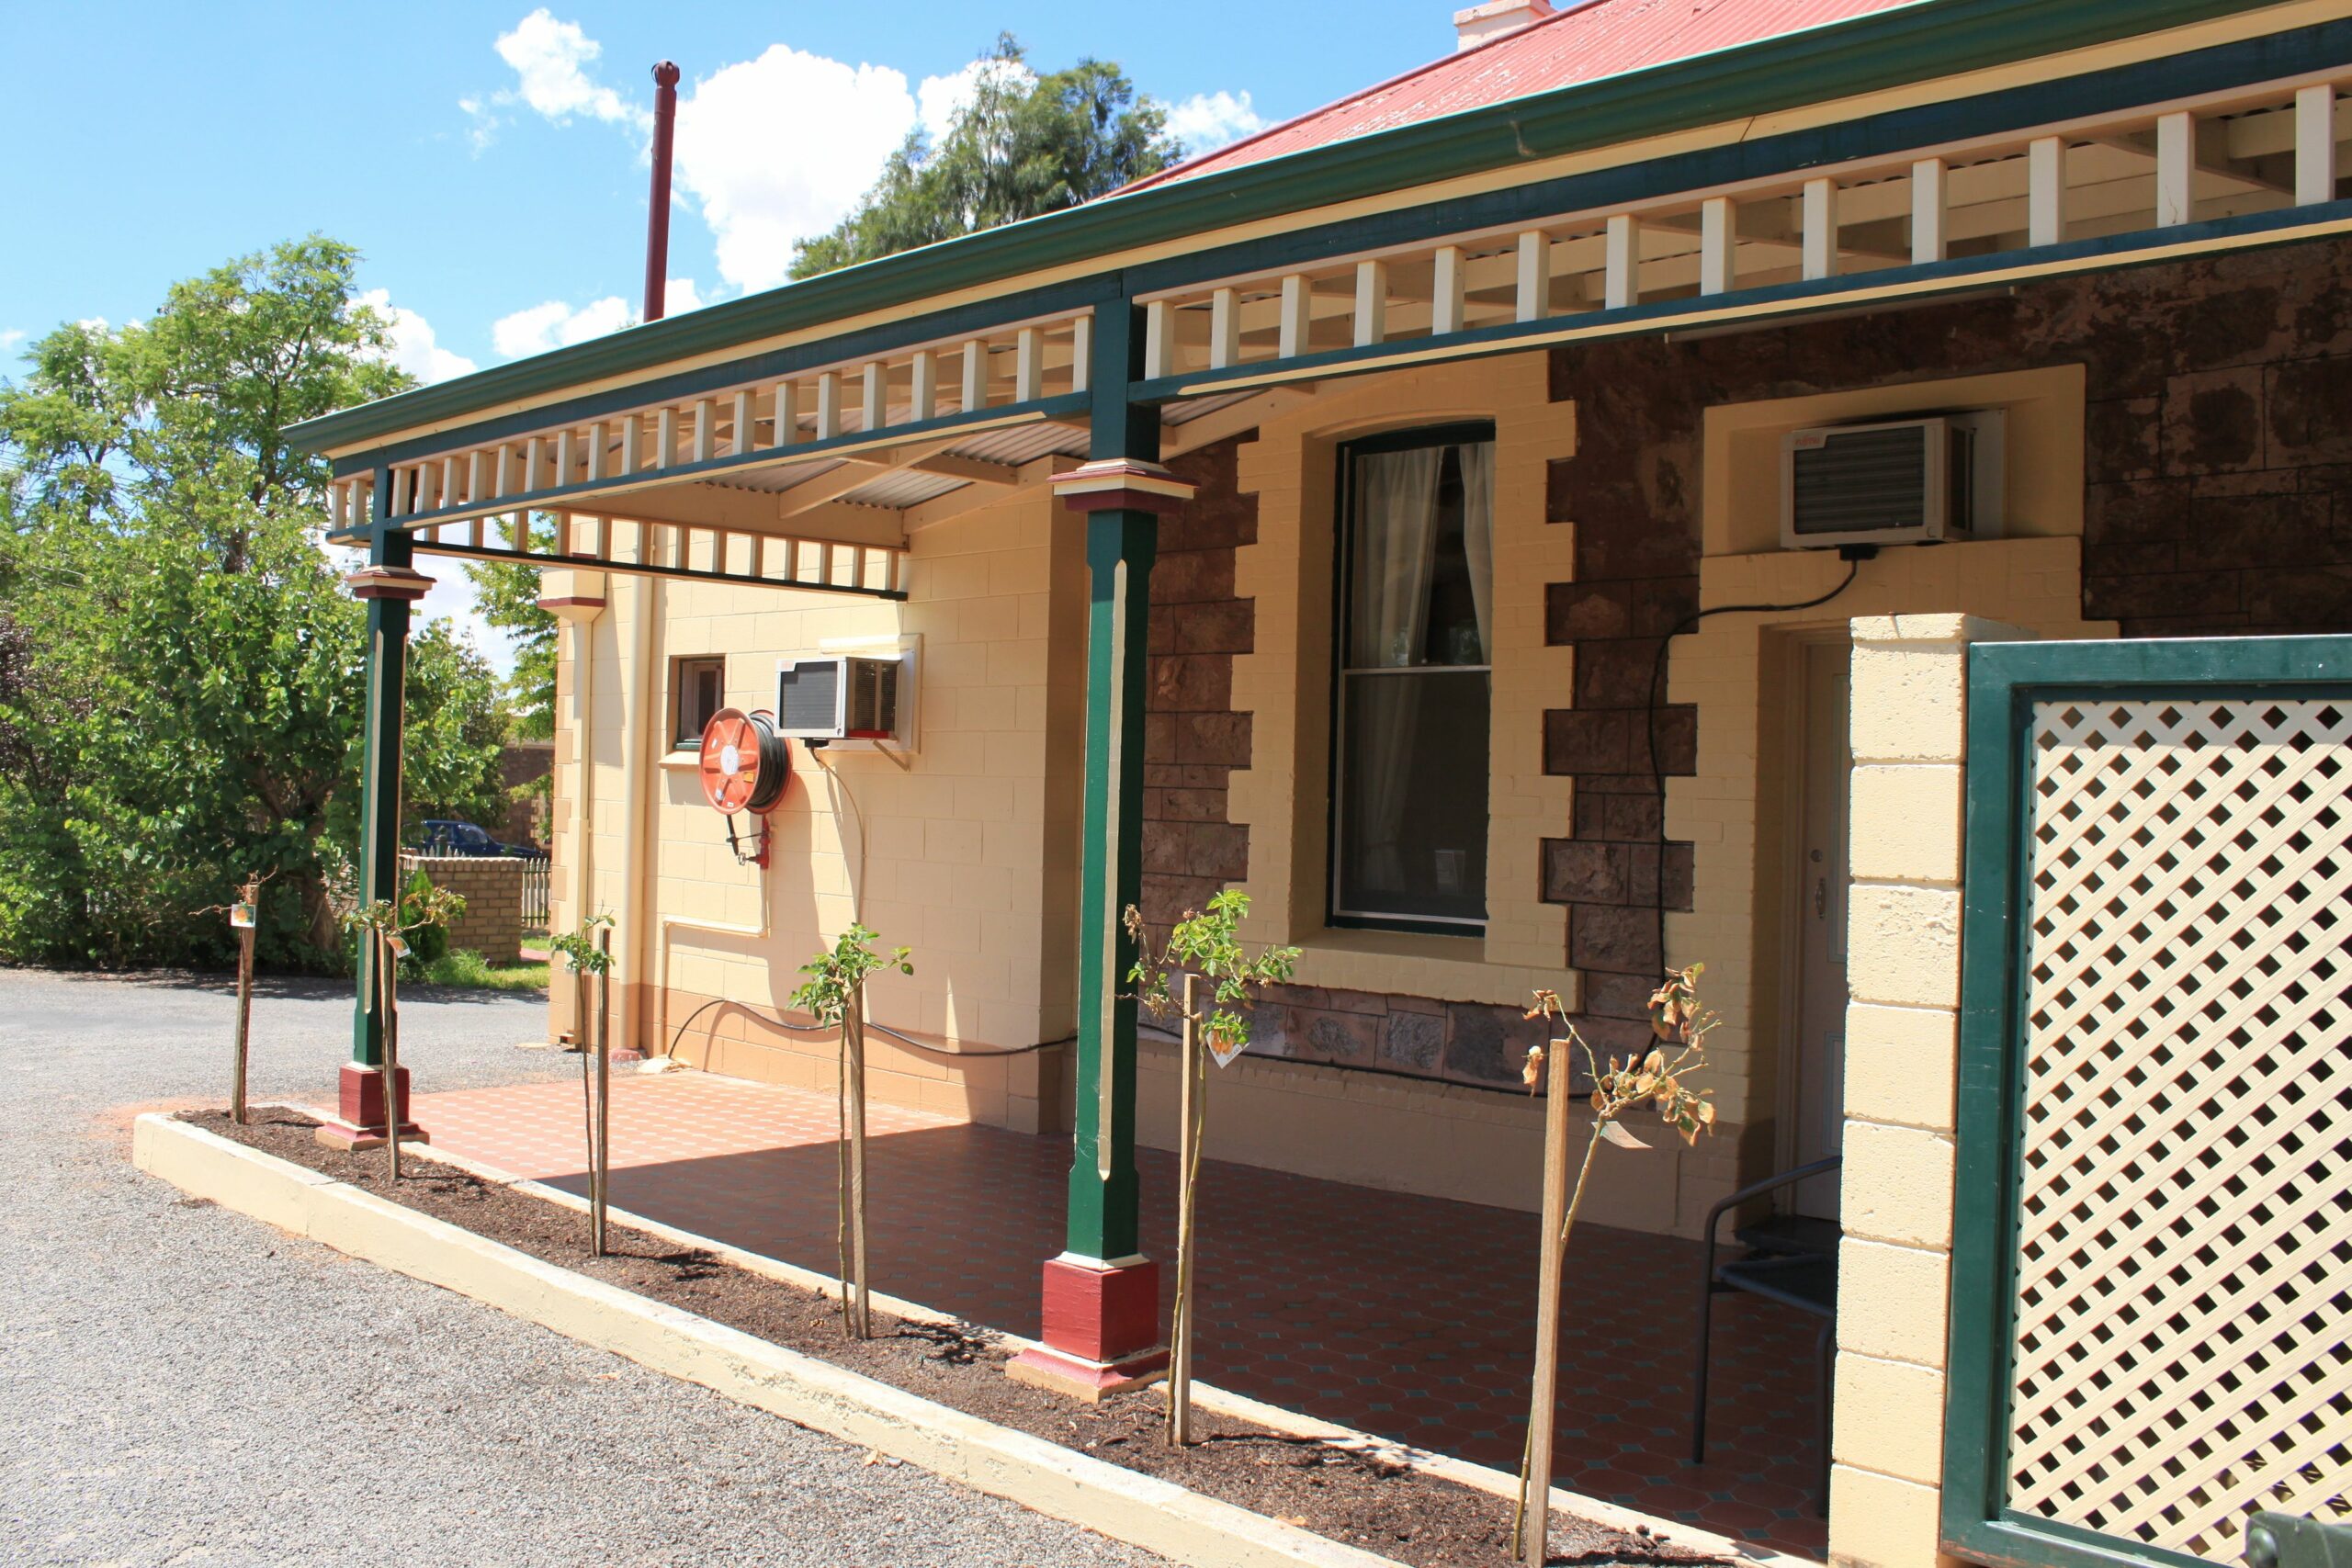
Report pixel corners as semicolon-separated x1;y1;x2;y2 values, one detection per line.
398;853;524;965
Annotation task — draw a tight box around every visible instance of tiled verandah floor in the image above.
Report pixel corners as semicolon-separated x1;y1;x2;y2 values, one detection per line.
408;1068;1829;1559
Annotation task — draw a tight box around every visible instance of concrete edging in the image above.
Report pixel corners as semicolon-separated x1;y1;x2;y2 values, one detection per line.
297;1108;1811;1568
131;1112;1397;1568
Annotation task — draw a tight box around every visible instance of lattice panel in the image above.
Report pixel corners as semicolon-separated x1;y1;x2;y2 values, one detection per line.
2006;697;2352;1562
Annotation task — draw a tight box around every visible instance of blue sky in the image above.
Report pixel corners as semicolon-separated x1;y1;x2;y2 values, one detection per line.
0;1;1467;663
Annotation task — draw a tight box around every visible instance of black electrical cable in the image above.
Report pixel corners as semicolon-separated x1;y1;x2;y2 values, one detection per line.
1636;547;1869;1004
663;995;1073;1067
1643;550;1867;805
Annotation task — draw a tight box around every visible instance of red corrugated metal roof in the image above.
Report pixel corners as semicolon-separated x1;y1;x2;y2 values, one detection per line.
1130;0;1928;190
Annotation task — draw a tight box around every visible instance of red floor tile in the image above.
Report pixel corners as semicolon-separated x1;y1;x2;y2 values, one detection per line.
410;1070;1829;1560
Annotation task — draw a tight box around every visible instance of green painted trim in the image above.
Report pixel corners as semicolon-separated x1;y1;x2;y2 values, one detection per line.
350;512;414;1067
1943;632;2352;1568
1067;505;1159;1262
285;0;2262;456
1066;305;1160;1261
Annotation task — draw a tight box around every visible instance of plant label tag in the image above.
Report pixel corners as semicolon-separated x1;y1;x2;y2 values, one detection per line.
230;902;255;929
1208;1035;1251;1069
1599;1120;1651;1151
386;934;411;958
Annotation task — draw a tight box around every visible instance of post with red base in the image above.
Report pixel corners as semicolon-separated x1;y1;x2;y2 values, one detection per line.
1010;305;1195;1399
319;482;435;1152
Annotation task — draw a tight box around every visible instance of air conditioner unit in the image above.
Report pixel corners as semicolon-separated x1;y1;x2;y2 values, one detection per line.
1781;412;2004;550
775;654;902;741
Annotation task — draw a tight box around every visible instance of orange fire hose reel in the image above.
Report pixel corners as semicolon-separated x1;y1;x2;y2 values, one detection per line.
697;707;791;865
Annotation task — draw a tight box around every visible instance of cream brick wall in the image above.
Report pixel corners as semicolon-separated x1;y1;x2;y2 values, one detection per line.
1828;613;2031;1568
1661;358;2119;1247
544;498;1085;1133
1227;351;1577;1005
1664;541;2107;1152
398;853;524;965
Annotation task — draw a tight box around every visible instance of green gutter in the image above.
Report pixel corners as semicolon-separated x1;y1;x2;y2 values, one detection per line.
288;0;2264;455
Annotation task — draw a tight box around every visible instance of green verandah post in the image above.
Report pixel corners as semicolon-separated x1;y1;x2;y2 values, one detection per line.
319;467;436;1151
1008;302;1196;1399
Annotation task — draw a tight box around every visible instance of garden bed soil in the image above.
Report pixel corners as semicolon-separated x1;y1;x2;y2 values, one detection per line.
185;1110;1720;1568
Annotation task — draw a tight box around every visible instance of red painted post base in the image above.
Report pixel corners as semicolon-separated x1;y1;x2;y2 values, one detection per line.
1005;1255;1167;1401
313;1063;429;1152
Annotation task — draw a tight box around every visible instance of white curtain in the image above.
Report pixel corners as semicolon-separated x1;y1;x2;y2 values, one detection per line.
1348;447;1442;895
1456;442;1495;662
1349;448;1443;669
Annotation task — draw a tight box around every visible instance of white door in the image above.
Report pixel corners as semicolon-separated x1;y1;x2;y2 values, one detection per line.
1790;640;1849;1221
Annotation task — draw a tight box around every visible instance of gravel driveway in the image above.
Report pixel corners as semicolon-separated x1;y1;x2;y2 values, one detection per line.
0;968;1163;1568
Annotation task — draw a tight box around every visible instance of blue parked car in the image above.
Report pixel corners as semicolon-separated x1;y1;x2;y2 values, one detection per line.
414;819;548;859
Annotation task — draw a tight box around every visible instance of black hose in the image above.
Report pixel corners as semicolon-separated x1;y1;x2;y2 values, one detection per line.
663;995;1073;1066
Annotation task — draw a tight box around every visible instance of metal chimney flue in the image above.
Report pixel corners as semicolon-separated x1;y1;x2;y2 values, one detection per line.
643;61;682;323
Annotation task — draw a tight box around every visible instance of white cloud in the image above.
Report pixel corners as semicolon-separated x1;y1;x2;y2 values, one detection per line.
498;9;649;129
356;289;477;384
1166;90;1266;152
492;295;631;358
464;7;650;151
672;45;961;294
489;276;701;360
463;15;1197;297
419;570;521;679
0;329;23;352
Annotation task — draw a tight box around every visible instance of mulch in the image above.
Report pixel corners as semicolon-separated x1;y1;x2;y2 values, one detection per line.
182;1109;1722;1568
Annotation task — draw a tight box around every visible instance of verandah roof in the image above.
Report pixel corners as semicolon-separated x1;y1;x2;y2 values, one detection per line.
285;0;2288;461
283;0;2348;599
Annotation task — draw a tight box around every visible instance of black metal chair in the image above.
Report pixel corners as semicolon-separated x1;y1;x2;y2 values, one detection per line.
1690;1156;1842;1516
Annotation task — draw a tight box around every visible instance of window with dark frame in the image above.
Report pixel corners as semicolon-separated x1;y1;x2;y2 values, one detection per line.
1329;424;1496;934
671;657;726;750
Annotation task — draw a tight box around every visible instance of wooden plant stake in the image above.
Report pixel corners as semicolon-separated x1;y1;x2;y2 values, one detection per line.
1517;1046;1576;1567
592;922;613;1256
846;991;871;1340
576;1012;595;1233
791;926;909;1340
1510;969;1719;1565
1170;973;1205;1446
552;913;616;1256
1125;892;1298;1448
380;928;403;1183
230;878;259;1125
341;881;464;1189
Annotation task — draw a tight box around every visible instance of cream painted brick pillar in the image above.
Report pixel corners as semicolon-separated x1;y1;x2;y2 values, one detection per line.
1831;614;2025;1568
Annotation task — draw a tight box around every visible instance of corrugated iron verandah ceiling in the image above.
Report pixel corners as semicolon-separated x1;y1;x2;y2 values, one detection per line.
344;393;1228;600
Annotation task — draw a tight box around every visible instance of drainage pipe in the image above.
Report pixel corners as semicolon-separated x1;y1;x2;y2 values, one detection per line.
538;583;607;1044
615;559;660;1055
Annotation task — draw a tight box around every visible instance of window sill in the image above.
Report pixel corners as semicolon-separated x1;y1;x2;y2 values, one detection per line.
657;750;702;770
1283;926;1574;1010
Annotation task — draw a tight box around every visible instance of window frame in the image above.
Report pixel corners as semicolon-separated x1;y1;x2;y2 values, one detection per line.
670;656;727;750
1325;421;1498;937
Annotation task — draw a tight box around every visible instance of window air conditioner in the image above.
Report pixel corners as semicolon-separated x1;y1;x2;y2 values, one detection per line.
1780;412;2004;550
775;655;902;741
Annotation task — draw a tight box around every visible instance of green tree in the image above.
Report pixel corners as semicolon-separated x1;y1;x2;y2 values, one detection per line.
466;523;558;742
790;35;1181;279
0;236;507;970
